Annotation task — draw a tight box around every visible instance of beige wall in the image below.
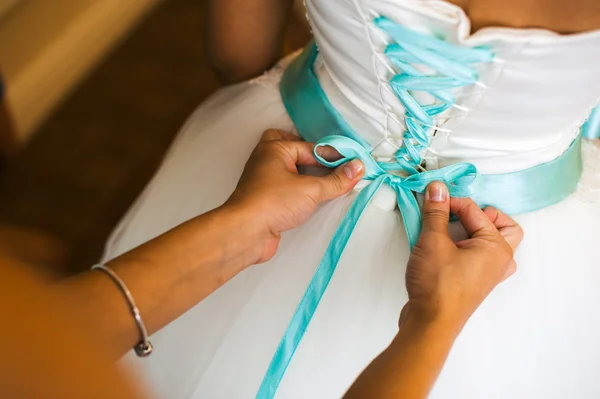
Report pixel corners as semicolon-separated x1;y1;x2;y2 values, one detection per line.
0;0;161;142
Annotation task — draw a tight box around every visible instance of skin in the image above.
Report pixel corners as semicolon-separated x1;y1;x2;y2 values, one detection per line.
448;0;600;33
0;130;364;398
0;130;522;398
0;259;146;399
206;0;600;83
205;0;294;84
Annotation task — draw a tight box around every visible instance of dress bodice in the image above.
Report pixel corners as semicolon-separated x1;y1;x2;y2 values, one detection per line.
303;0;600;173
261;5;600;395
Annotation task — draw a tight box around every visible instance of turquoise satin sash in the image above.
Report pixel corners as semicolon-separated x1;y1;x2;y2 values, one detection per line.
256;42;585;398
279;42;583;215
583;105;600;140
280;42;371;149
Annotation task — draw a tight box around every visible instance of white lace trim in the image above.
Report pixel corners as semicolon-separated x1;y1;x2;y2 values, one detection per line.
573;96;600;203
575;139;600;204
248;50;303;88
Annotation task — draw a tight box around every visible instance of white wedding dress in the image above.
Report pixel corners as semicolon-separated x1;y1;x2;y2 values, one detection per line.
103;1;600;398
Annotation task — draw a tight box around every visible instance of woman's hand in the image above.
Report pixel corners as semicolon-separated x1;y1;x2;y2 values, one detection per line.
345;182;523;399
404;181;524;331
225;129;364;263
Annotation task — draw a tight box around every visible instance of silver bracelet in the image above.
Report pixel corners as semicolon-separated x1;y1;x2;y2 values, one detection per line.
92;264;153;357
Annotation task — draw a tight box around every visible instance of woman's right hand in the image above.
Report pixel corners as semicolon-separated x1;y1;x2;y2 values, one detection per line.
345;183;523;399
404;181;524;331
225;129;363;264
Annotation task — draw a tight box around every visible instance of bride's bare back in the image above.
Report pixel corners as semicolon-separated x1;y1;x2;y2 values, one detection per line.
207;0;600;84
448;0;600;33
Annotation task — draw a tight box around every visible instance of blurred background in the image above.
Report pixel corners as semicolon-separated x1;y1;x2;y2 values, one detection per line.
0;0;310;276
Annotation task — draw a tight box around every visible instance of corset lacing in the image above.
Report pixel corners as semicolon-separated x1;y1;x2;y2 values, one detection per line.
374;16;494;174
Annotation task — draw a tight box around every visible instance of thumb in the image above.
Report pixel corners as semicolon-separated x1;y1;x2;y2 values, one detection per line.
420;181;451;236
316;159;364;201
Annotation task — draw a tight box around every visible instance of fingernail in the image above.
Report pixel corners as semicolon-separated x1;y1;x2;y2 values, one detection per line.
428;181;448;203
344;159;363;180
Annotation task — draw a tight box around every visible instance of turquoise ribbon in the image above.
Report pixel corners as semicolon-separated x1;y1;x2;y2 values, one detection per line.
256;136;478;399
313;135;479;247
279;41;582;216
582;105;600;140
280;41;371;149
374;16;494;172
255;135;583;399
260;28;585;399
471;134;582;214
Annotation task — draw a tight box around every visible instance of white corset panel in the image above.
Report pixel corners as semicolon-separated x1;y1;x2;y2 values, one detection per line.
305;0;600;174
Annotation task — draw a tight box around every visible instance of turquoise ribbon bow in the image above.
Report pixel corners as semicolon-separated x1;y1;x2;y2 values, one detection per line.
255;135;478;398
313;135;479;248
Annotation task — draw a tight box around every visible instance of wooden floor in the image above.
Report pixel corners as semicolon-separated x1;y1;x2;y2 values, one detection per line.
0;0;309;275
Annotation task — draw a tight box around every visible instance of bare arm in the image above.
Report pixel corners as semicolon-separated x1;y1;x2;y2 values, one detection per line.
206;0;293;84
0;259;146;399
0;130;363;398
345;312;459;399
57;130;363;360
58;206;265;359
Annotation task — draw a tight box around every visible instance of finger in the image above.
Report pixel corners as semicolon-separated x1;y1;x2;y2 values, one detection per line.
483;207;524;253
450;197;501;241
420;181;451;236
278;141;322;167
261;129;300;142
315;145;344;163
261;129;283;141
278;131;301;141
313;159;364;201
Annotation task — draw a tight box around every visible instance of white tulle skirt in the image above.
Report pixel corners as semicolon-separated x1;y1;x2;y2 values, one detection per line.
103;70;600;399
